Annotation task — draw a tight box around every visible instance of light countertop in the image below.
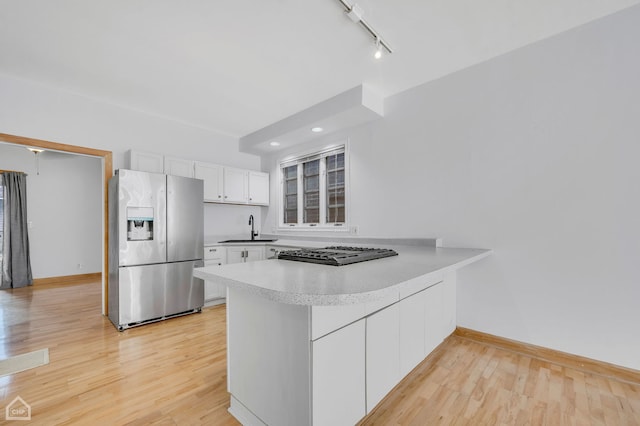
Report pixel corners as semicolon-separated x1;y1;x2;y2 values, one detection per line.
193;243;491;306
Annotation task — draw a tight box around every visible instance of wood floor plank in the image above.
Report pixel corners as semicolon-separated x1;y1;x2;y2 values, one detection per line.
361;336;640;426
2;280;640;425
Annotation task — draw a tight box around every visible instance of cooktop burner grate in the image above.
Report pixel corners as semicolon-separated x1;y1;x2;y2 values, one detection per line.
277;246;398;266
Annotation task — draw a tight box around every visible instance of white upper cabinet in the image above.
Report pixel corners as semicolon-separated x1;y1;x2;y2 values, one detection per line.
223;167;248;204
127;150;164;174
127;149;268;205
164;156;194;178
248;171;269;206
194;162;224;202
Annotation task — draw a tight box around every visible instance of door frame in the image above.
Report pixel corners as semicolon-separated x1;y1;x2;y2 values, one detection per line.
0;132;112;314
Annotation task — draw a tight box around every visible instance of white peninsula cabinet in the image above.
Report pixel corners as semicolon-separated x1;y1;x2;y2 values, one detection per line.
225;272;457;426
193;244;491;426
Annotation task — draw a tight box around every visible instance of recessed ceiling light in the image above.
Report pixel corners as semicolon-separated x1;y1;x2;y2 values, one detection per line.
269;141;281;147
311;127;324;133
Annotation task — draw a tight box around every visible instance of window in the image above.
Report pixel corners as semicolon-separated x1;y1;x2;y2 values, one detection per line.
280;145;347;229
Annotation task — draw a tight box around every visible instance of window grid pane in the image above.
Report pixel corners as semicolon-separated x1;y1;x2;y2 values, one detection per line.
283;165;298;224
326;153;345;223
303;160;320;223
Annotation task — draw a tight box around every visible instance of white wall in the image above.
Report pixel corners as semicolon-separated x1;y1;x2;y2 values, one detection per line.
0;144;102;278
0;73;265;238
264;6;640;369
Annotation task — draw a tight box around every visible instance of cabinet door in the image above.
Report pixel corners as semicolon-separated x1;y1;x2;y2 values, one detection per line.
366;303;400;413
441;271;457;339
312;319;366;426
224;168;248;204
194;162;224;202
203;260;225;301
226;247;245;264
226;246;263;263
248;171;269;205
244;246;264;262
164;156;194;177
424;282;445;355
399;289;426;377
128;150;164;173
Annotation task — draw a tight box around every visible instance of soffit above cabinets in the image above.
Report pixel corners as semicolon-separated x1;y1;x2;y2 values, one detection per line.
239;85;383;155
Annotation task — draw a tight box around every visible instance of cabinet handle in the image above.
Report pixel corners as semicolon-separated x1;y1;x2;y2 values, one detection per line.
209;248;217;252
218;195;221;198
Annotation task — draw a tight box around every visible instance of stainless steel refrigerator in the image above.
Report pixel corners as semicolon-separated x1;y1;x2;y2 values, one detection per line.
108;169;204;331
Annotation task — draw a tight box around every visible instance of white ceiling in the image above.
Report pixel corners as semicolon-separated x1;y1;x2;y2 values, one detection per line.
1;0;638;139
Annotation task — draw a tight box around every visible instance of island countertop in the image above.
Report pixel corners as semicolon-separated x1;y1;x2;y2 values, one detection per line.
193;244;491;306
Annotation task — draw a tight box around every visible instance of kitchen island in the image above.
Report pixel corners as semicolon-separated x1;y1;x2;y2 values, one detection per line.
193;242;490;426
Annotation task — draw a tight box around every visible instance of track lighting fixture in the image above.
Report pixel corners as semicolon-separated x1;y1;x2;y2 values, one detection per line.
335;0;393;57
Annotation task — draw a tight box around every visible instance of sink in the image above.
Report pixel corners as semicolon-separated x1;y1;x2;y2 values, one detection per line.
218;239;278;243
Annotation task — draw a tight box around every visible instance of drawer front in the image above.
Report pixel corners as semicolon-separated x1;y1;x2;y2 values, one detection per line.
204;246;226;261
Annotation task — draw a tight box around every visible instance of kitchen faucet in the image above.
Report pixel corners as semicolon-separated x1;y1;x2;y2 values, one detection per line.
248;214;258;241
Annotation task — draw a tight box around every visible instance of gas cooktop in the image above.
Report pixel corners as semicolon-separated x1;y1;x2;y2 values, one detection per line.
277;246;398;266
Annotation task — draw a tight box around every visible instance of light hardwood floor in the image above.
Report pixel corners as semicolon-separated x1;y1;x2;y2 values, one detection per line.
1;280;639;425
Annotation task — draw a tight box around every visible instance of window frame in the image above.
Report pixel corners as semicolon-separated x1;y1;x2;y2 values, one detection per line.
278;143;349;232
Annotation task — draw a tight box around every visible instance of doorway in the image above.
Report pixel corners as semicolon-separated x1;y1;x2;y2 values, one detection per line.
0;133;112;314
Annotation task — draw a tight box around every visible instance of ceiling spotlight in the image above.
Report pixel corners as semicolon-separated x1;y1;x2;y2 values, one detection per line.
311;127;324;133
269;141;281;147
374;37;382;59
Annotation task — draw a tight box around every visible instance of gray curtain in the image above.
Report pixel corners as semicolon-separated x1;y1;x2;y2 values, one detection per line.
1;172;33;289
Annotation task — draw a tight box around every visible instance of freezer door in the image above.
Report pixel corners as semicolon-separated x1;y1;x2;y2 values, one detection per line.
116;260;204;326
167;175;204;262
117;170;167;266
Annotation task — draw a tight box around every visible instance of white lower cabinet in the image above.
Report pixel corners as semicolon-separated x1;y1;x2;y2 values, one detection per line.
312;319;366;426
425;282;445;355
366;303;400;412
204;246;226;304
226;246;264;264
442;271;457;337
399;288;427;377
225;273;457;426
